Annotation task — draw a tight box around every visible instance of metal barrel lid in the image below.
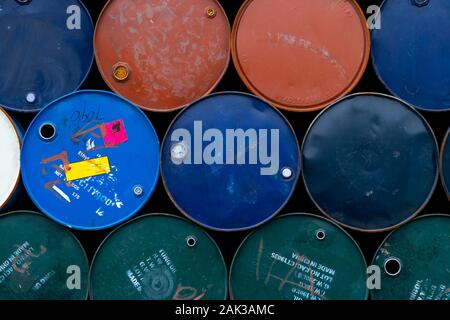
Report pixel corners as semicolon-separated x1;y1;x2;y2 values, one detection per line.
371;214;450;300
441;129;450;200
21;90;160;231
161;92;300;232
0;108;21;211
94;0;230;112
89;214;228;300
229;213;368;300
231;0;370;112
0;0;94;112
371;0;450;112
0;211;89;300
302;93;439;232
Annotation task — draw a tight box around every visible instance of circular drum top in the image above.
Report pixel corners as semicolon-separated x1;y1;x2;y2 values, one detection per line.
372;215;450;300
0;109;21;210
161;92;300;232
90;214;228;300
231;0;370;112
94;0;230;112
230;214;368;300
0;211;89;300
441;130;450;199
302;93;438;232
372;0;450;112
0;0;94;112
21;90;160;230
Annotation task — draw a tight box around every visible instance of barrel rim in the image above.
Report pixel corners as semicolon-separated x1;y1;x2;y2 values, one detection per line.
160;91;301;232
301;92;440;233
439;128;450;200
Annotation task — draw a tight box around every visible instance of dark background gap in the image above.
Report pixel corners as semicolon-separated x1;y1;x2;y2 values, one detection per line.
9;0;449;271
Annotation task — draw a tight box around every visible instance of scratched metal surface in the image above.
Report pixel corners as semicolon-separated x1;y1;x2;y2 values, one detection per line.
231;0;370;112
230;214;368;300
0;0;94;112
20;91;160;230
161;92;300;231
90;214;227;300
441;130;450;200
0;211;89;300
94;0;230;112
372;215;450;300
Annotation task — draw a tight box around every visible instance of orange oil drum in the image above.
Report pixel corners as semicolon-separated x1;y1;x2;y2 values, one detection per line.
231;0;370;112
94;0;230;112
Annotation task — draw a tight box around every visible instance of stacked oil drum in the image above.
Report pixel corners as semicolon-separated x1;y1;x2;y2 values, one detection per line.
0;0;448;301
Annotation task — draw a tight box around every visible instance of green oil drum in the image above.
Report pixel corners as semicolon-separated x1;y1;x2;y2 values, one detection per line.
90;214;227;300
372;214;450;300
229;213;368;300
0;211;89;300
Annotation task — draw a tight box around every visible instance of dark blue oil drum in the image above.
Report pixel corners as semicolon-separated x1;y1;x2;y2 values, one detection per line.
0;0;93;112
371;0;450;112
302;93;438;232
441;129;450;200
21;90;160;230
161;92;300;232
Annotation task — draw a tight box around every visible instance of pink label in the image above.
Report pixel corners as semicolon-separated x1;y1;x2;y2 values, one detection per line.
102;120;128;147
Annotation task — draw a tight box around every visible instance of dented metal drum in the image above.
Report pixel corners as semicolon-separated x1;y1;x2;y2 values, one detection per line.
0;211;89;300
371;0;450;112
231;0;370;112
229;213;368;300
161;92;300;231
94;0;230;112
441;130;450;200
302;93;438;232
372;214;450;300
0;0;93;112
21;90;160;230
0;108;22;212
90;214;227;300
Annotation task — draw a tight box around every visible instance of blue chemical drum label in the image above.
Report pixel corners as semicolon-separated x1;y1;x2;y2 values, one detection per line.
302;93;438;232
161;92;300;231
21;91;160;230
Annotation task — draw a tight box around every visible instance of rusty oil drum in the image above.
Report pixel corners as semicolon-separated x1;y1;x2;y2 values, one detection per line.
89;214;228;300
231;0;370;112
371;214;450;300
441;129;450;200
0;211;89;300
0;0;94;112
302;93;439;232
0;108;22;212
229;213;368;300
94;0;230;112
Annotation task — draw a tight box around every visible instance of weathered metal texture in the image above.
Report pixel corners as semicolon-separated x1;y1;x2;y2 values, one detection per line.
161;92;300;231
0;0;94;112
90;214;227;300
21;90;160;230
230;213;368;300
371;0;450;112
302;93;438;232
0;211;89;300
441;130;450;200
94;0;230;112
372;214;450;300
0;108;22;211
231;0;370;112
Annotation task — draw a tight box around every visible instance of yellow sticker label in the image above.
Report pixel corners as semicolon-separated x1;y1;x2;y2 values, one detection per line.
64;156;111;182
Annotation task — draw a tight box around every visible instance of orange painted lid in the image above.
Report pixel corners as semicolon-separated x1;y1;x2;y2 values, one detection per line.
231;0;370;112
94;0;230;112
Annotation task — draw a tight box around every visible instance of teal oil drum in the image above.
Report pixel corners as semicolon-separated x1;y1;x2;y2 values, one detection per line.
441;130;450;200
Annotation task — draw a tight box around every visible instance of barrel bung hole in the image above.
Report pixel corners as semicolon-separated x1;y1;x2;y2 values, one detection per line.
39;123;56;141
384;257;402;277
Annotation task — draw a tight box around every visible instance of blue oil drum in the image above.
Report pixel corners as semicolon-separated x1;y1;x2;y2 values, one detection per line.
161;92;300;232
302;93;438;232
0;0;93;112
0;108;22;212
371;0;450;112
21;90;160;230
441;130;450;200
